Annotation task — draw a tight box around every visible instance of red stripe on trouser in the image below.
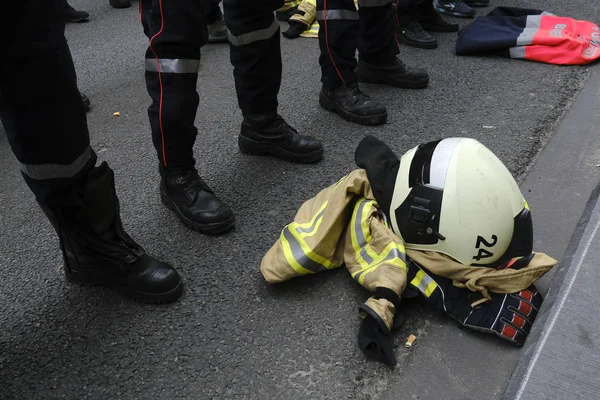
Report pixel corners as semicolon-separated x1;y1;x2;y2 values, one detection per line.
323;0;346;85
146;0;168;166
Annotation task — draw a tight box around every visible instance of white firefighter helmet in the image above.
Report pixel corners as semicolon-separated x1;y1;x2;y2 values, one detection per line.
389;137;533;267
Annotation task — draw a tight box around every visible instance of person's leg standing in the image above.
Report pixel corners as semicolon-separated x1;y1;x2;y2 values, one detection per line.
207;1;228;44
0;0;183;303
224;0;324;163
394;0;438;49
141;0;235;234
355;0;429;90
316;0;388;126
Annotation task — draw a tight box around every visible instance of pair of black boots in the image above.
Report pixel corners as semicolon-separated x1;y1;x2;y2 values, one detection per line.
41;114;322;304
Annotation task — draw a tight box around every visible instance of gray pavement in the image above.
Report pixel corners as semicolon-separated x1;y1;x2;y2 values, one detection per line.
503;63;600;400
1;0;599;399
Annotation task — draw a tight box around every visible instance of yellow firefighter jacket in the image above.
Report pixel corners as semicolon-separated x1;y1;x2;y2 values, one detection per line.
260;169;557;331
286;0;359;38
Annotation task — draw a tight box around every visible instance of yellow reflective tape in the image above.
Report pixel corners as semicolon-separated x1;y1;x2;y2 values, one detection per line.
349;198;407;285
289;225;339;270
355;242;407;286
350;199;374;269
360;201;379;262
333;174;349;190
300;212;324;239
293;201;328;239
300;24;319;38
524;198;530;210
280;229;316;276
424;279;438;297
410;268;438;298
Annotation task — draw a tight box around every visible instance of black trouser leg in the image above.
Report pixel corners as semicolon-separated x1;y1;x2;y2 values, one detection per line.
140;0;208;168
316;0;359;88
395;0;423;25
358;0;399;64
0;0;97;205
224;0;283;116
207;0;222;24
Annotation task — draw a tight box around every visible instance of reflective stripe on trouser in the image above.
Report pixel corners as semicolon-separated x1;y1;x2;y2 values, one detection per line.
0;0;97;203
140;0;208;168
224;0;283;115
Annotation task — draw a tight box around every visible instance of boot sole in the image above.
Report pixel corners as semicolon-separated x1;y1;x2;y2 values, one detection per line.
356;68;429;89
160;189;236;235
238;135;324;163
419;21;459;32
66;16;89;23
395;31;438;49
319;92;387;126
65;269;184;304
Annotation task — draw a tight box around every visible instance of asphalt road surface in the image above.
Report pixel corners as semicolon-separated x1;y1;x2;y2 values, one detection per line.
1;0;598;399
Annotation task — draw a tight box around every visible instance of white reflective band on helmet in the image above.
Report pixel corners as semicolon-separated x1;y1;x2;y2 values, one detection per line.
144;58;199;73
429;137;462;189
228;18;279;46
20;146;93;180
358;0;393;7
316;10;359;20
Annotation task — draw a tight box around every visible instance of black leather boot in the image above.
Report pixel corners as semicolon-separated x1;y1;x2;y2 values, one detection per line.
319;83;387;126
109;0;131;9
395;21;438;49
418;5;459;32
38;162;183;304
160;165;235;234
239;113;324;163
356;57;429;89
61;1;89;23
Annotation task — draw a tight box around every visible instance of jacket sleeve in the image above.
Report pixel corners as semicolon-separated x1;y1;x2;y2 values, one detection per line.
406;249;556;299
343;198;408;331
260;169;375;283
289;0;316;28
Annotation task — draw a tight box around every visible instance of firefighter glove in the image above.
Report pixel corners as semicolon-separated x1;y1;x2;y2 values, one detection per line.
358;304;397;366
357;287;405;366
407;260;543;346
282;21;307;39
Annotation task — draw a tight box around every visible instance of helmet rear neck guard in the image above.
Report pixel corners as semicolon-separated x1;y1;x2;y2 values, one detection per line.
389;138;533;267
